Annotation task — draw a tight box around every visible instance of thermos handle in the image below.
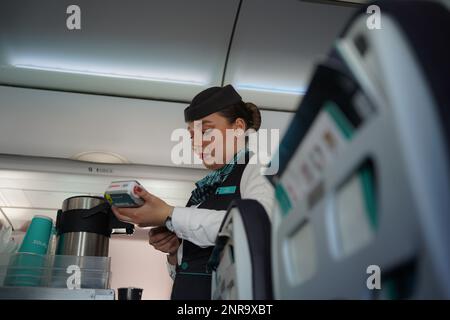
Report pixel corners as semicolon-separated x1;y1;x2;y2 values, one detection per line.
83;202;134;235
110;214;134;235
106;203;134;235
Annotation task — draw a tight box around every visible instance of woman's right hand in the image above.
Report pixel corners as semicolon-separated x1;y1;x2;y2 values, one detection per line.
148;226;180;262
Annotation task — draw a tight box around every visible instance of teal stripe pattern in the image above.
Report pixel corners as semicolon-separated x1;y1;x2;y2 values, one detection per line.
190;148;248;205
324;101;378;231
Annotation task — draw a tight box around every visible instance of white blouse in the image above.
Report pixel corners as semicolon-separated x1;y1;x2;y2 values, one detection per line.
166;155;275;280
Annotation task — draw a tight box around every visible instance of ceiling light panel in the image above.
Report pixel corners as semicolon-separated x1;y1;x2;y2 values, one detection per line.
0;0;240;101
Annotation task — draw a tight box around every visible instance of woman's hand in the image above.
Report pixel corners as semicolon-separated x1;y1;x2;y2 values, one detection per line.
148;226;180;256
111;186;174;227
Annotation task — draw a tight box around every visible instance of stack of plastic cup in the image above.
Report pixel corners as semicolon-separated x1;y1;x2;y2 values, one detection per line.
3;215;54;287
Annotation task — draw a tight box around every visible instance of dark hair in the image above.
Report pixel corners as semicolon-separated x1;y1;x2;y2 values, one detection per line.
218;102;262;132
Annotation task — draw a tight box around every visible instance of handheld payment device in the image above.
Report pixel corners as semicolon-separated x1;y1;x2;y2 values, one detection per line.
104;180;145;208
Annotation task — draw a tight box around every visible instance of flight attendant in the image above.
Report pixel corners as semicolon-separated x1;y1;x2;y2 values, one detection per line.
112;84;274;299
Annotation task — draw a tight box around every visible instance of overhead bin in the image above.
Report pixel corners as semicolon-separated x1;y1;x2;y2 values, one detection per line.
0;85;293;167
224;0;355;111
0;0;240;102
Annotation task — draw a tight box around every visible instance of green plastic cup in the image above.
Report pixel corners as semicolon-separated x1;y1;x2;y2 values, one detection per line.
3;215;53;287
18;215;53;254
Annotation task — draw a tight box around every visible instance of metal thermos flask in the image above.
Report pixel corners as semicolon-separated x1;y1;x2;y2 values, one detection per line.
55;196;134;257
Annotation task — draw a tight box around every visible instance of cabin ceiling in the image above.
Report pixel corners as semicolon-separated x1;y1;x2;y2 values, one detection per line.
0;0;355;111
0;85;294;168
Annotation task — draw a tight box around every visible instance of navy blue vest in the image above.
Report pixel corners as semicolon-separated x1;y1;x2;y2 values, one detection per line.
171;157;250;300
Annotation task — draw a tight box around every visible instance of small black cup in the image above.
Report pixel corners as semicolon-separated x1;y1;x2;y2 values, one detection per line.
117;287;143;300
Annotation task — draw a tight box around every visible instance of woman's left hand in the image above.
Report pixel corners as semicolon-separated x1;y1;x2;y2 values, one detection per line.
111;186;174;227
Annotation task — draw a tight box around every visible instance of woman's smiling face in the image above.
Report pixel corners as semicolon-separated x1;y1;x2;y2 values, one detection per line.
187;112;246;170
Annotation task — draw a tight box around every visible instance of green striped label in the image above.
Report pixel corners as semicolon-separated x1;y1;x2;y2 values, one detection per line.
275;184;292;216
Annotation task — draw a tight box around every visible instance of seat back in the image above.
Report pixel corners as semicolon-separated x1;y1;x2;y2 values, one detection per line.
271;0;450;299
210;199;273;300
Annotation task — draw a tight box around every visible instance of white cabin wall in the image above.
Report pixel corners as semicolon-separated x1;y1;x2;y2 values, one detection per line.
109;232;173;300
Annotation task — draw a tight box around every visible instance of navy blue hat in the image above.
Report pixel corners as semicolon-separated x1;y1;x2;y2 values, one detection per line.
184;84;243;122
